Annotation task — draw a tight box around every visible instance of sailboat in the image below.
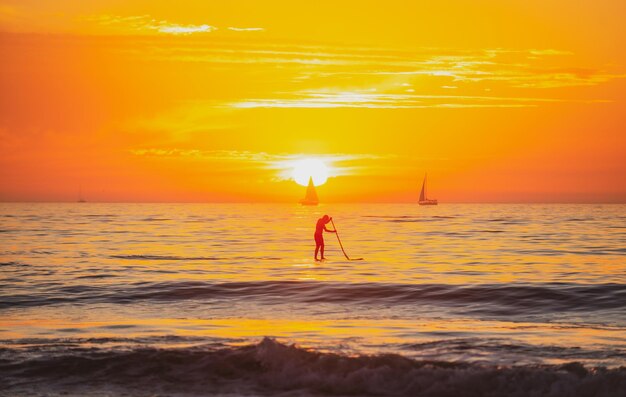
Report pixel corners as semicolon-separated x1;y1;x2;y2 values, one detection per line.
300;176;319;206
418;173;438;205
77;185;87;203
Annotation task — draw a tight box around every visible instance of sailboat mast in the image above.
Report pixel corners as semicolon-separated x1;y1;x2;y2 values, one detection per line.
418;172;438;205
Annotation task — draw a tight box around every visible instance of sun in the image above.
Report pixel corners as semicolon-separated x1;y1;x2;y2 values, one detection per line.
292;159;329;186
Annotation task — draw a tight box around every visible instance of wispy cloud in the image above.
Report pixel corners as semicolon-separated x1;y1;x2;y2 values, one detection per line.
84;14;265;35
528;49;574;56
125;41;625;90
157;24;216;35
84;14;217;35
228;27;265;32
130;149;393;180
96;36;623;114
131;149;284;162
230;90;610;109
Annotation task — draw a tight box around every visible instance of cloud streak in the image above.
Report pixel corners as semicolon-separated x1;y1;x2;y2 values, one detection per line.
75;33;622;115
157;24;216;35
230;91;610;109
85;14;217;35
228;27;265;32
130;149;394;180
125;41;625;91
85;14;266;35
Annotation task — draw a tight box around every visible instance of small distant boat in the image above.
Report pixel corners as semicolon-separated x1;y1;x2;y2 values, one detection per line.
300;176;319;206
418;173;438;205
77;186;87;203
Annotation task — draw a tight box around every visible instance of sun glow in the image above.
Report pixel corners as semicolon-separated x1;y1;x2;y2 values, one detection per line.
292;159;329;186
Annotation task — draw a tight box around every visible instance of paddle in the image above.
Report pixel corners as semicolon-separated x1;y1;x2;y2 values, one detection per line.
330;219;364;261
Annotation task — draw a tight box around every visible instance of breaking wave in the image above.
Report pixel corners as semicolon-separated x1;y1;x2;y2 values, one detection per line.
1;338;624;396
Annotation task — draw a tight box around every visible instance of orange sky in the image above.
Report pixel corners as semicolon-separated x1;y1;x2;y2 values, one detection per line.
0;0;625;202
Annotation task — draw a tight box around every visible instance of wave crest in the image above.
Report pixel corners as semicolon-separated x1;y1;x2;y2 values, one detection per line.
3;281;625;316
2;338;625;396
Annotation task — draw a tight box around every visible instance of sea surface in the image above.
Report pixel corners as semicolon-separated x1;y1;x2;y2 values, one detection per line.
1;203;625;396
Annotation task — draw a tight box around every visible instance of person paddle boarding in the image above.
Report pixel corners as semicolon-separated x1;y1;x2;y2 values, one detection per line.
314;214;336;261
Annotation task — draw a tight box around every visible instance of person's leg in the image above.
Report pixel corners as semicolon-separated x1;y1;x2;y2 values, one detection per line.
315;235;324;260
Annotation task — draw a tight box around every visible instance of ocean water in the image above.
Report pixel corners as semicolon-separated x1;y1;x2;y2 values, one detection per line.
1;203;625;396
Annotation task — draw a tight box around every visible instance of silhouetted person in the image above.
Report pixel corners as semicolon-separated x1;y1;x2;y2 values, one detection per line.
315;214;336;261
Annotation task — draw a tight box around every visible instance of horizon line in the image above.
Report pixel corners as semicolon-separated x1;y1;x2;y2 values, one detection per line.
1;201;625;205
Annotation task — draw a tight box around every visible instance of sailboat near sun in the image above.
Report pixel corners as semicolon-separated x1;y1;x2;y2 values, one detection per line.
418;173;438;205
300;176;319;206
